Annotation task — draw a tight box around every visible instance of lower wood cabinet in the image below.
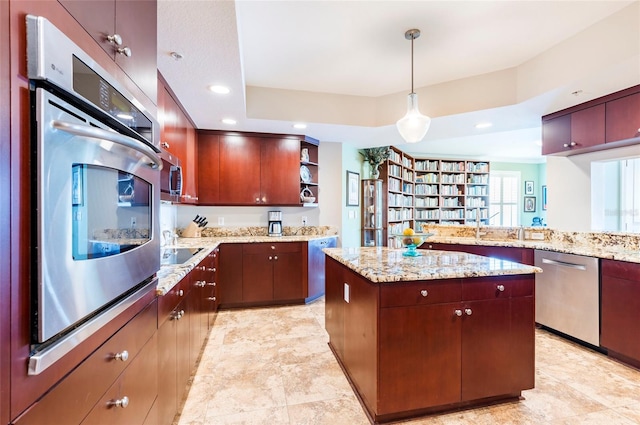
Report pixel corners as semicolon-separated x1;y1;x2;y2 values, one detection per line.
601;259;640;367
13;300;158;425
325;257;535;422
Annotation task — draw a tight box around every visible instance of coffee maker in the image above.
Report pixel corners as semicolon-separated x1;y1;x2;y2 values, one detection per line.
268;210;282;237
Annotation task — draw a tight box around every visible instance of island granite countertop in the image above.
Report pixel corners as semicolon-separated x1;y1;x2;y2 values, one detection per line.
323;247;541;283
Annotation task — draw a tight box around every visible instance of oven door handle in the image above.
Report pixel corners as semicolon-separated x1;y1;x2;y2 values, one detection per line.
52;120;162;169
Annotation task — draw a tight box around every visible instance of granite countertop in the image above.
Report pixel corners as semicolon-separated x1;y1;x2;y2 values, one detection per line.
323;247;541;283
156;233;338;296
419;224;640;264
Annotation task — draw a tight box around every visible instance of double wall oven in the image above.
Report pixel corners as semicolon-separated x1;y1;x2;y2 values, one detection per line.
27;16;161;374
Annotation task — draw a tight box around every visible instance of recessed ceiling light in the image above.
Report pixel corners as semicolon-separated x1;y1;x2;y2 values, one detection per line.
209;85;230;94
170;51;183;61
221;118;236;125
475;122;493;129
293;123;307;129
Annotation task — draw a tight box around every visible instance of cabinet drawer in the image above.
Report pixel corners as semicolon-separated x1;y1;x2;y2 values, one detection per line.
81;334;158;425
242;242;301;255
14;300;157;425
158;274;191;326
381;280;461;308
462;275;534;301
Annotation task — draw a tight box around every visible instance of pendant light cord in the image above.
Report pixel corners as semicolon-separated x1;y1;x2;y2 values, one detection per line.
411;34;414;94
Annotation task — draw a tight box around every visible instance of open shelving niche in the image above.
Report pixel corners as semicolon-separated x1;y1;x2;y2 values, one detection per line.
300;137;319;207
379;146;490;247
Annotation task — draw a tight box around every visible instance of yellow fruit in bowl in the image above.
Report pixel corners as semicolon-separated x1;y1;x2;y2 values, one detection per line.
412;236;423;245
402;228;415;236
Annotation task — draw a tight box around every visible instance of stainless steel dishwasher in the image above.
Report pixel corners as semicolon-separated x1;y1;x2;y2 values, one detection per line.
534;250;600;346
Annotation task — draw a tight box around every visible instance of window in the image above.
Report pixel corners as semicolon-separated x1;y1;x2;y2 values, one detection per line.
592;157;640;233
489;171;520;226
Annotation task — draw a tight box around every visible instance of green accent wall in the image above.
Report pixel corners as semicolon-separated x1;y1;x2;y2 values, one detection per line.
491;161;547;226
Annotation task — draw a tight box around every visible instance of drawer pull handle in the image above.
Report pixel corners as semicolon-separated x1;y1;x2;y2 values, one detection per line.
454;309;462;317
178;289;184;297
420;290;428;297
207;282;216;287
271;245;276;250
269;256;273;260
208;296;217;301
465;308;473;316
207;267;216;272
109;396;129;408
497;284;505;292
113;350;129;362
274;255;278;260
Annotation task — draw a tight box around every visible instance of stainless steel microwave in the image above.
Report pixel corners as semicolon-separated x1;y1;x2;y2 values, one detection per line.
160;150;183;202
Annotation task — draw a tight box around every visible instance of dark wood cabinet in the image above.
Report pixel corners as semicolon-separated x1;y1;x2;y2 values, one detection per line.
325;257;535;423
242;243;303;304
197;132;220;204
218;244;244;307
605;92;640;143
158;76;198;203
58;0;157;101
601;259;640;367
541;105;605;155
421;242;534;265
197;131;317;206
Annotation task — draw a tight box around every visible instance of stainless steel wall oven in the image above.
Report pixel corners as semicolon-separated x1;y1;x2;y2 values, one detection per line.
26;16;161;374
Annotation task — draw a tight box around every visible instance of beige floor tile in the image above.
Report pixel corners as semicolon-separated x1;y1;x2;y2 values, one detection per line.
616;402;640;423
286;397;370;425
281;355;353;405
547;409;639;425
204;406;290;425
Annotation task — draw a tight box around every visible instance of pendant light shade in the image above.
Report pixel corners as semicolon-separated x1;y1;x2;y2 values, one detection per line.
396;29;430;144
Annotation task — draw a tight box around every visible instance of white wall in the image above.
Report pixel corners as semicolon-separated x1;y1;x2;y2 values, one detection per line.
547;144;640;231
341;143;364;247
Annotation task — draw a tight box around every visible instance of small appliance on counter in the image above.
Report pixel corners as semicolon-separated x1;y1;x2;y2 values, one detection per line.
268;210;283;237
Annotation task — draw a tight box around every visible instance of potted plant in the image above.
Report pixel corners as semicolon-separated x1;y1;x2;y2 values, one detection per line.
360;146;390;179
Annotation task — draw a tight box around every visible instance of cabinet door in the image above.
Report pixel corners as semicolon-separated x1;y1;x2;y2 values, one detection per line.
541;114;571;155
379;303;461;414
58;1;115;59
197;133;220;204
606;92;640;143
114;0;157;101
218;244;243;306
325;258;345;359
260;138;300;205
242;253;273;303
273;250;303;301
571;104;605;150
601;260;640;361
176;298;190;404
460;298;513;401
218;135;261;204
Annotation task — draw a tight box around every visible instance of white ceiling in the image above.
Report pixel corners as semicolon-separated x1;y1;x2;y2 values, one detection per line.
157;0;638;163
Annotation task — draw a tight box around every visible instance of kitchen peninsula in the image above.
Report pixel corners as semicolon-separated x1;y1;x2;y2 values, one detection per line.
323;247;541;424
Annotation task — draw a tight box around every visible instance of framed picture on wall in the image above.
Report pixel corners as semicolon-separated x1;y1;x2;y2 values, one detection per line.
346;170;360;206
524;180;534;195
542;185;547;210
524;196;536;212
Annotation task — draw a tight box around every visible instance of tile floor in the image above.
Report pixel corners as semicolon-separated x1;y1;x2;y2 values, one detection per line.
176;297;640;425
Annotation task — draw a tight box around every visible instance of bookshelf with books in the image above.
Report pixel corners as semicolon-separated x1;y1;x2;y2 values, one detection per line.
381;147;415;247
379;149;491;245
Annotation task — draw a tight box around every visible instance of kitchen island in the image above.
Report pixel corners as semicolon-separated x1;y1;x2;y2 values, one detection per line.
323;247;541;424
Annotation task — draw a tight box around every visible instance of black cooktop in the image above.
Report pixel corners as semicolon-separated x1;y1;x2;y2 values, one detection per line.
161;248;202;266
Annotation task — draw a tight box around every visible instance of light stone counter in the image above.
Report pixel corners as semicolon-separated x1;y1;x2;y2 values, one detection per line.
420;224;640;264
323;247;541;283
156;233;338;296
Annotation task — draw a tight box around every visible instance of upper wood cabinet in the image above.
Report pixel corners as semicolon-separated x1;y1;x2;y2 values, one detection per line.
58;0;157;101
158;76;198;203
197;131;316;206
541;105;604;155
606;92;640;143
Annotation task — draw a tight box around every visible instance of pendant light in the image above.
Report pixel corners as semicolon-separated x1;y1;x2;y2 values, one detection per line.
396;29;431;143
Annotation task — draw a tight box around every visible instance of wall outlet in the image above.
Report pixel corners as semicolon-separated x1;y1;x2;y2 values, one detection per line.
530;232;545;240
218;217;224;226
302;216;307;226
130;217;137;228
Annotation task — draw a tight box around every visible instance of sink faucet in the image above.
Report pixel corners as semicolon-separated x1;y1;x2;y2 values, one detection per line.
475;208;486;239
